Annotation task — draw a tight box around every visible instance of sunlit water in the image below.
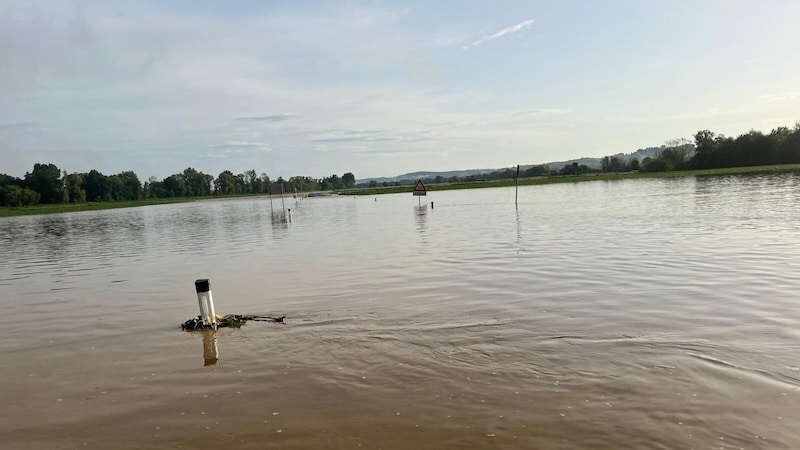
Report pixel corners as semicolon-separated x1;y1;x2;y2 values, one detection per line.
1;175;799;449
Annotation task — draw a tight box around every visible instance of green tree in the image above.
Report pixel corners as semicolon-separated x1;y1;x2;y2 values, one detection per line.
342;172;356;188
692;130;716;169
320;174;344;190
115;171;142;200
244;170;258;193
24;163;66;204
642;158;671;172
83;170;111;201
162;174;185;197
0;184;40;206
64;173;86;203
143;176;167;198
259;173;271;193
608;157;624;172
524;165;548;177
214;170;243;195
0;173;21;187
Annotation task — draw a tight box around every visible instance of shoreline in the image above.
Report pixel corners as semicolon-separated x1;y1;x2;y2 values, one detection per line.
3;164;799;218
342;163;800;195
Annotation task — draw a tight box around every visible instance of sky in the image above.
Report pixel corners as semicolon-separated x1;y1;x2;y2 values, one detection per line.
1;0;799;181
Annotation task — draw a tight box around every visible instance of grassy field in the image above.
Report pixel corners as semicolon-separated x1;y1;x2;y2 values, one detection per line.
3;164;799;218
341;164;800;196
0;198;191;218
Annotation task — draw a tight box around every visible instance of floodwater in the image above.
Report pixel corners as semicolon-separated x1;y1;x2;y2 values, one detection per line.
1;175;799;450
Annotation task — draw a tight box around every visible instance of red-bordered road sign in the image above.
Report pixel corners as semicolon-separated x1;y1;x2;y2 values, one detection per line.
412;179;427;196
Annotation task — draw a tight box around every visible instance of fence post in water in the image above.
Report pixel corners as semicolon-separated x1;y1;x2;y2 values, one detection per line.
288;208;292;222
280;184;286;215
195;279;218;328
515;164;520;209
431;201;434;209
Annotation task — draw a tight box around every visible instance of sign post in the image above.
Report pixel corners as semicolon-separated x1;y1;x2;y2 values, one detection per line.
412;179;427;207
269;183;286;217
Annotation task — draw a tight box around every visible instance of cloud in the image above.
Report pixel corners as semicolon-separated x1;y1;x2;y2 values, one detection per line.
757;91;800;103
235;114;296;122
0;121;45;132
511;108;572;117
208;141;272;156
214;141;268;148
463;19;535;49
309;129;432;144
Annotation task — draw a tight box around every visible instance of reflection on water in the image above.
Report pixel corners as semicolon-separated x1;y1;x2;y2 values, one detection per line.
201;329;219;366
414;204;427;234
1;176;800;450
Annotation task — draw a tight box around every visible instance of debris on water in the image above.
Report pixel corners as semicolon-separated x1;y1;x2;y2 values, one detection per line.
181;314;286;330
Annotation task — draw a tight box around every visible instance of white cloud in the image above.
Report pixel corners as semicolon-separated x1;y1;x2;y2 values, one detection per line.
757;91;800;103
235;114;297;122
463;19;535;49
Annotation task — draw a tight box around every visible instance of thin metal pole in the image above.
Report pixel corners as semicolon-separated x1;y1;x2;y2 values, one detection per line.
515;164;520;209
281;184;286;214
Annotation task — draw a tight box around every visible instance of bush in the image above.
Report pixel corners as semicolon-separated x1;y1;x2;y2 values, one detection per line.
0;185;41;206
641;158;672;172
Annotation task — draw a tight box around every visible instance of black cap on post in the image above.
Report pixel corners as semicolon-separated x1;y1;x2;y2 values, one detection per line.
195;279;211;293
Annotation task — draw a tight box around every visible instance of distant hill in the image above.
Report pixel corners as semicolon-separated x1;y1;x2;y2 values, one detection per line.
359;168;497;185
356;144;695;184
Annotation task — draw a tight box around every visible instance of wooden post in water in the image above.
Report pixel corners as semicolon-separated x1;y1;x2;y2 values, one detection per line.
515;164;520;209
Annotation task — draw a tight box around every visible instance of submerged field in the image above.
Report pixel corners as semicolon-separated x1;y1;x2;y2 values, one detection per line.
3;164;800;217
343;164;800;195
2;176;799;449
0;198;190;218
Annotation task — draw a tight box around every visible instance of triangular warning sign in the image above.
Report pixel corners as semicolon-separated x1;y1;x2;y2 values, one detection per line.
412;179;427;196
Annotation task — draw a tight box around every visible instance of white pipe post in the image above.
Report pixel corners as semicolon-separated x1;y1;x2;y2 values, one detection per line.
195;279;218;328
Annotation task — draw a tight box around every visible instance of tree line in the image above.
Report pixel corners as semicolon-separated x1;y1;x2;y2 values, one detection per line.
0;164;356;207
362;122;800;188
602;123;800;173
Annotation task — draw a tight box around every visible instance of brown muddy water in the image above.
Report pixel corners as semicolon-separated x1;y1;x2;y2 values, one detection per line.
1;175;799;450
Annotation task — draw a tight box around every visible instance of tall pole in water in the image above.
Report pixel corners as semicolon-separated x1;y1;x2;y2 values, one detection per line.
515;164;520;209
280;184;286;215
